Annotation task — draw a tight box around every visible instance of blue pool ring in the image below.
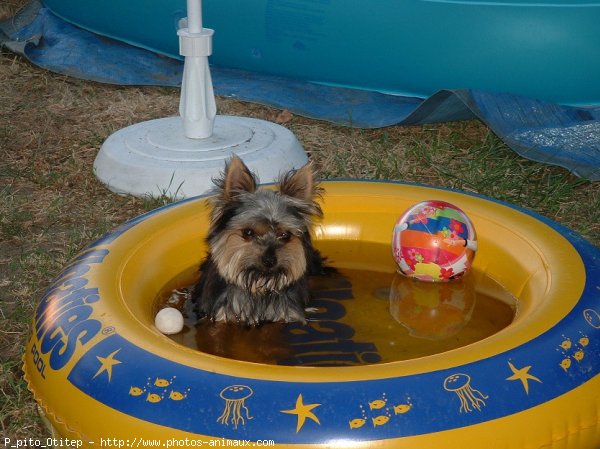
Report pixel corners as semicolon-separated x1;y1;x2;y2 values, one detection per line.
23;181;600;447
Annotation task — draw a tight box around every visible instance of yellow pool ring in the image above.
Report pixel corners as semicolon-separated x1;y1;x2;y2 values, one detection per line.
23;181;600;448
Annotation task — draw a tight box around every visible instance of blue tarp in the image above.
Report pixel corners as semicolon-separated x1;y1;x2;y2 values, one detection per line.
2;2;599;180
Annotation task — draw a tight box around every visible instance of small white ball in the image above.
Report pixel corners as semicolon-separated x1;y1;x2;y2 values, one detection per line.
155;307;184;335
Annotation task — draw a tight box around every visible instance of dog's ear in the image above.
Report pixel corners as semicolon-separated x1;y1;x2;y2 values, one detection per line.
222;156;257;199
278;162;319;202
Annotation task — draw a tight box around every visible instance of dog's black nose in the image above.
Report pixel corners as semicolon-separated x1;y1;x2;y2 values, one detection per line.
262;248;277;268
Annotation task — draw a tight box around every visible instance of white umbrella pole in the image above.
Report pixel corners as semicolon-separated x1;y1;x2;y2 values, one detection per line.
178;0;216;139
186;0;203;33
94;0;307;199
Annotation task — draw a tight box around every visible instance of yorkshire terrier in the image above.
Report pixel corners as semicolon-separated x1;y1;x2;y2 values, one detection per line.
191;156;326;325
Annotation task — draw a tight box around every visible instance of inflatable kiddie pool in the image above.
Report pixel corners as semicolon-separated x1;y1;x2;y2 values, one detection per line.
41;0;600;105
24;181;600;448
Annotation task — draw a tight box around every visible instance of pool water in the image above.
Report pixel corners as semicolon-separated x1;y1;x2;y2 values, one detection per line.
155;265;516;367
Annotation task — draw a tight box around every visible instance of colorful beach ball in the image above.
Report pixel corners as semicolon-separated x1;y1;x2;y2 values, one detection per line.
392;200;477;282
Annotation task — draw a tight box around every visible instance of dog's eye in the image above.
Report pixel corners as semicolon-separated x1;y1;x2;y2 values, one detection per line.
241;228;255;240
277;231;291;242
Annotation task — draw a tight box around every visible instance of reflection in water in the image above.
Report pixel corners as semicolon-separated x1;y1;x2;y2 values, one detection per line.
389;274;475;340
157;268;515;366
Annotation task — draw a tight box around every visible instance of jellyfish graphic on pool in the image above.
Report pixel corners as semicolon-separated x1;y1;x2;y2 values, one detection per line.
444;373;488;413
217;385;254;428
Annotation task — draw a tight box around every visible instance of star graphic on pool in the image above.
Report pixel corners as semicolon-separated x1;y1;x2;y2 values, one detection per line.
506;361;542;394
281;394;321;433
92;349;122;382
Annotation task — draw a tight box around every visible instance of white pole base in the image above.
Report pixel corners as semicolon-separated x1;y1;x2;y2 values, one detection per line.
93;115;308;199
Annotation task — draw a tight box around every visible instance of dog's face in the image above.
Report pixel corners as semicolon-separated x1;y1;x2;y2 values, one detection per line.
207;156;322;295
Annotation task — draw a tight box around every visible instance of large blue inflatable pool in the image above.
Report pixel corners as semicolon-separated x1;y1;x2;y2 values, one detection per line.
42;0;600;105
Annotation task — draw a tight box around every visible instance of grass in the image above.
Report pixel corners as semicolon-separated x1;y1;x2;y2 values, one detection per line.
1;0;598;442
